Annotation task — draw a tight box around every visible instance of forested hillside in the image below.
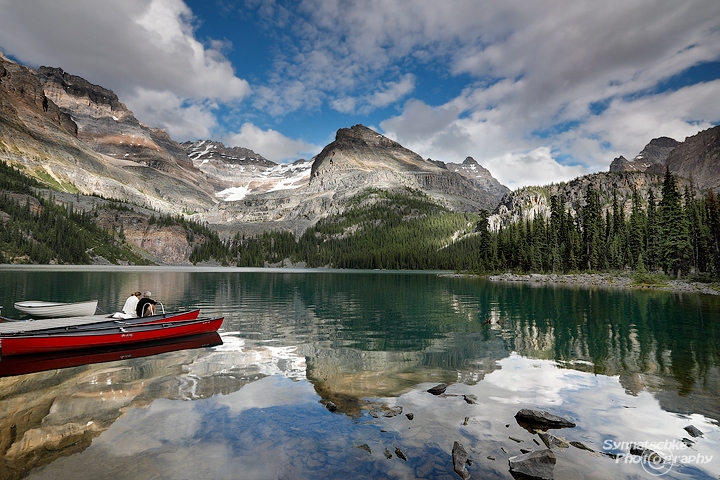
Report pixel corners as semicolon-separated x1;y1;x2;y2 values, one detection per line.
192;170;720;280
0;162;224;265
3;156;720;281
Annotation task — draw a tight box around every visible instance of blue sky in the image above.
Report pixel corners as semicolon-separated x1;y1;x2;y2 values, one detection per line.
1;0;719;189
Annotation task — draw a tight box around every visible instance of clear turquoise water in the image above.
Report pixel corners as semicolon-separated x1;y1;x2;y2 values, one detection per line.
0;266;718;479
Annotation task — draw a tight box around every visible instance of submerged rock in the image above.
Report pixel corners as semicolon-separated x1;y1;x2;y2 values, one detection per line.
570;441;595;453
538;433;569;449
395;447;408;461
452;441;471;480
508;449;556;480
515;409;576;430
356;444;371;454
630;444;664;463
427;383;448;395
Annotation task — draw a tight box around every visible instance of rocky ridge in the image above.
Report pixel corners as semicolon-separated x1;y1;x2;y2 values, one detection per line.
183;139;312;196
610;136;680;172
487;170;691;231
490;128;719;231
0;53;217;214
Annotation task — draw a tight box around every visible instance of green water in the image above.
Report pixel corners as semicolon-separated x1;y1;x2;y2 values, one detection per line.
0;266;718;479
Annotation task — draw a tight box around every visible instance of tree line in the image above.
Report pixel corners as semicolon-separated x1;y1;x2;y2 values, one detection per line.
3;155;720;280
452;168;720;279
198;171;720;280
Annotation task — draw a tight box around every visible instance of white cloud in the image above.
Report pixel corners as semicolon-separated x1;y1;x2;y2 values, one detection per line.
1;0;719;187
225;123;321;163
125;88;219;141
289;0;720;184
0;0;249;134
486;148;590;190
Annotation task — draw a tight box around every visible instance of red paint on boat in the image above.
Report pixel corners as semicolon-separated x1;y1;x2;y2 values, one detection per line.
0;317;223;356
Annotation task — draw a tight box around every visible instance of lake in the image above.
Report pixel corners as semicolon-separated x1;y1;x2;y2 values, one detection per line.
0;266;718;479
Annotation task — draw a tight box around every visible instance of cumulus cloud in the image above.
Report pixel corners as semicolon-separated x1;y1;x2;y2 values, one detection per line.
1;0;719;185
225;123;320;162
281;0;720;180
125;88;219;141
0;0;249;137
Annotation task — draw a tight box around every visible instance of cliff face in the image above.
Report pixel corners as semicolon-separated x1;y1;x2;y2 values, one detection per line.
660;126;720;191
609;127;720;193
488;171;693;231
0;54;217;215
307;125;503;212
34;66;215;195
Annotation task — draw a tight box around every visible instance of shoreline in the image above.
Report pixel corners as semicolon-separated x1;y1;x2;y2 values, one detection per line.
485;272;720;296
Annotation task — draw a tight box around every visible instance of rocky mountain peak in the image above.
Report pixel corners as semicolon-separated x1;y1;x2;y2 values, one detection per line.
183;140;274;167
609;136;680;173
310;124;438;180
445;156;510;202
334;124;405;150
633;136;680;164
659;125;720;190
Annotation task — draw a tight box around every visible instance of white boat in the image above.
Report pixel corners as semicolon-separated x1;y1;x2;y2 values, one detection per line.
13;300;99;318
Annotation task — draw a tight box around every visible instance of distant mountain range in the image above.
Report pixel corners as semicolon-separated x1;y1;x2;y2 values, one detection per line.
1;52;719;262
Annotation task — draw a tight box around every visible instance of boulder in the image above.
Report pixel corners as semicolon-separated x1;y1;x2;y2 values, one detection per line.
452;441;471;480
508;449;556;480
515;409;576;430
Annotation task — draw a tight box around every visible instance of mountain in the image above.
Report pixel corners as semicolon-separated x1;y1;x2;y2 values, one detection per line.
0;53;217;214
307;125;503;211
197;125;507;238
609;126;720;192
492;125;720;230
1;54;509;246
609;137;680;173
442;156;510;201
656;126;720;191
182;140;312;197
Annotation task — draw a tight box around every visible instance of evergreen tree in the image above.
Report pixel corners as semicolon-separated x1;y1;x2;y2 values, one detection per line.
658;168;692;278
582;185;603;270
646;189;660;272
628;188;646;270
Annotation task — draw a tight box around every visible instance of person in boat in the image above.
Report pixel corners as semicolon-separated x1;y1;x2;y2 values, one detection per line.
136;291;158;317
121;291;142;317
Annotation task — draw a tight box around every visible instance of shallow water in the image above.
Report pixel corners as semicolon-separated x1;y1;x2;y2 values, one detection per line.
0;266;718;479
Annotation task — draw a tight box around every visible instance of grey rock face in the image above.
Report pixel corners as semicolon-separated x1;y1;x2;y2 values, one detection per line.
508;449;556;480
609;137;680;173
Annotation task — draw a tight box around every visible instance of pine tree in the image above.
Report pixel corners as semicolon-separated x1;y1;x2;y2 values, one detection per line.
582;185;602;270
658;168;692;278
628;188;646;270
646;189;660;272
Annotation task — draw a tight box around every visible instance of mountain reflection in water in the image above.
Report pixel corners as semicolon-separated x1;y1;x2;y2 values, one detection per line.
0;267;718;479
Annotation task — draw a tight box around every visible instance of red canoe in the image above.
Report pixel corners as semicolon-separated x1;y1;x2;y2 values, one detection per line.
0;332;223;377
0;317;224;356
0;309;201;336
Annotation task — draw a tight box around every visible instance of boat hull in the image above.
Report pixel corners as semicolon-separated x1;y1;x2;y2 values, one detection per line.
0;309;201;336
0;317;224;356
13;300;98;318
0;332;222;377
